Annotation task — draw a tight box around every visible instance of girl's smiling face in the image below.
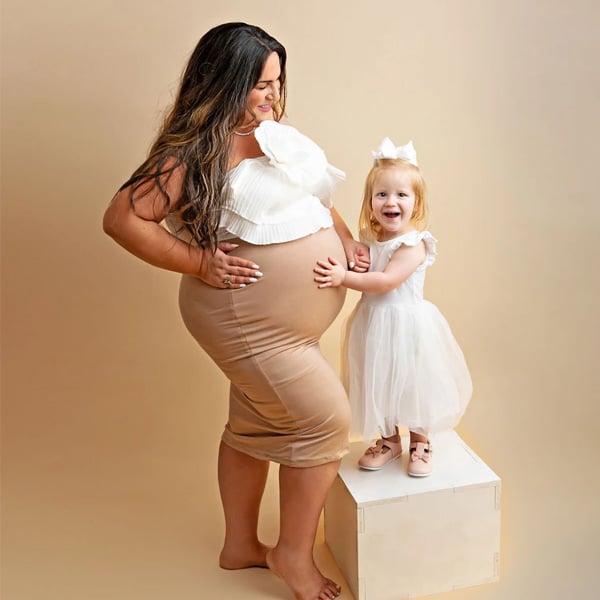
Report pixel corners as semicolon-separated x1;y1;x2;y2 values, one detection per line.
370;168;417;240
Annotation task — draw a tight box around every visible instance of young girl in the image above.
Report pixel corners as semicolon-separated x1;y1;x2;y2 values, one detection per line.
314;138;472;476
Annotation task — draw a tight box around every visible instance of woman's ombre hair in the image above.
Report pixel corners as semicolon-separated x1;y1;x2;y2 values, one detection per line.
120;23;287;250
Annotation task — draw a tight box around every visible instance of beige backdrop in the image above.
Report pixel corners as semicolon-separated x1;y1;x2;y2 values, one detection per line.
2;1;599;599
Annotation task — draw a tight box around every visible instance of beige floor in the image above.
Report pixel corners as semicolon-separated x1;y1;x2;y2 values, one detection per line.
3;375;598;600
2;397;342;600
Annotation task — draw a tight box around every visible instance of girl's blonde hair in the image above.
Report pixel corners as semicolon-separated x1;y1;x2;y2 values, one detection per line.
358;158;428;240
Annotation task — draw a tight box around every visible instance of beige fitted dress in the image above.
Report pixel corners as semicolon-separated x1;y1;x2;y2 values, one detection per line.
172;121;350;467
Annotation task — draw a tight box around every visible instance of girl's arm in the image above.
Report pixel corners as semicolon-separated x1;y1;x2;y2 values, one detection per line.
314;241;426;293
330;207;370;272
103;166;261;288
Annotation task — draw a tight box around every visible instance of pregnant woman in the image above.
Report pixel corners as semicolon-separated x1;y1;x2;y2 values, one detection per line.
103;22;368;600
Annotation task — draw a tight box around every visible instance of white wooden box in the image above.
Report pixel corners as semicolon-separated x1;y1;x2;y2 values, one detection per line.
324;431;500;600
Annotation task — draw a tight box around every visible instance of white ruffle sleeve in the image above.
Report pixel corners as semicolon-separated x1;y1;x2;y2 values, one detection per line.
219;120;346;244
386;230;437;271
254;121;345;206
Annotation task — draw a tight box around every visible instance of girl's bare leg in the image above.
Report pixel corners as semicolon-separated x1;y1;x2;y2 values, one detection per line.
267;460;342;600
218;441;270;569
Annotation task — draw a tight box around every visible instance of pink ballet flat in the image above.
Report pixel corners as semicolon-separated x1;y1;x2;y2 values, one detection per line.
408;441;433;477
358;438;402;471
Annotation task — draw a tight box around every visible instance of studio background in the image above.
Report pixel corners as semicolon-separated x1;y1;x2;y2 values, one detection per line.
2;1;599;599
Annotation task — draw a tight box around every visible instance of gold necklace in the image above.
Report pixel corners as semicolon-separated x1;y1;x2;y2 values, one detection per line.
233;126;256;137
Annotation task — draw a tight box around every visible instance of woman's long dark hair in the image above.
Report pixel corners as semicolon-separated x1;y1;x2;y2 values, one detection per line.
120;22;287;249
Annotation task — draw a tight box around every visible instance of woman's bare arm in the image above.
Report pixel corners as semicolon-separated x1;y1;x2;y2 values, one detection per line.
330;207;370;272
103;166;262;288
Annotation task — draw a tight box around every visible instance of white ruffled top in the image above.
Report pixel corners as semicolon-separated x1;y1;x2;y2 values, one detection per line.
167;120;345;245
359;230;438;306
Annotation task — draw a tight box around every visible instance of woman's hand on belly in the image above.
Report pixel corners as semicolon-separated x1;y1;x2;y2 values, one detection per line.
343;239;371;272
329;208;370;272
199;242;263;289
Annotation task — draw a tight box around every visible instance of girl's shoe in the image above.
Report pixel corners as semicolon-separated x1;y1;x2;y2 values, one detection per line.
358;438;402;470
408;441;432;477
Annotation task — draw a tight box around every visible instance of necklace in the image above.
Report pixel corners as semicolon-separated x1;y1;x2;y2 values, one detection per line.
233;126;256;137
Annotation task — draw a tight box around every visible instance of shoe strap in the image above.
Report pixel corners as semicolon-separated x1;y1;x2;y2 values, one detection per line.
364;439;385;456
365;438;401;456
409;441;432;461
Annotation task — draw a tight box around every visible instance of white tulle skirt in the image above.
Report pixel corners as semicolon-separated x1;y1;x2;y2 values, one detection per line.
344;299;472;440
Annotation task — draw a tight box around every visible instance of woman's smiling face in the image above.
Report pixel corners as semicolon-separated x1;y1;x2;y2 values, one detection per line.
243;51;281;126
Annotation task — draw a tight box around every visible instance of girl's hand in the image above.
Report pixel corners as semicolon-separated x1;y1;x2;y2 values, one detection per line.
343;240;370;273
314;257;347;288
198;242;263;289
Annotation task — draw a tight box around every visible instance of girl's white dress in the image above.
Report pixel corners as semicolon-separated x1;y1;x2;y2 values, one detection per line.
345;230;472;439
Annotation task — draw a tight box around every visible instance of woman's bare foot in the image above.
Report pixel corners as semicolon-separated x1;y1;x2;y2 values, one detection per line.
219;540;270;569
266;547;341;600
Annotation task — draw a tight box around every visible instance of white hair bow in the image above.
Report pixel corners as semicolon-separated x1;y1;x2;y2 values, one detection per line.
371;138;418;166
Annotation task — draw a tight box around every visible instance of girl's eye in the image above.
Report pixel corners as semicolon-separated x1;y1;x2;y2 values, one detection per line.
377;192;386;197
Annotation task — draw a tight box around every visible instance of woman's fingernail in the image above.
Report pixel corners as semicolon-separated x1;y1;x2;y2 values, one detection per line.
349;262;355;269
251;264;260;269
255;271;263;277
249;278;258;283
231;244;239;248
239;283;246;287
